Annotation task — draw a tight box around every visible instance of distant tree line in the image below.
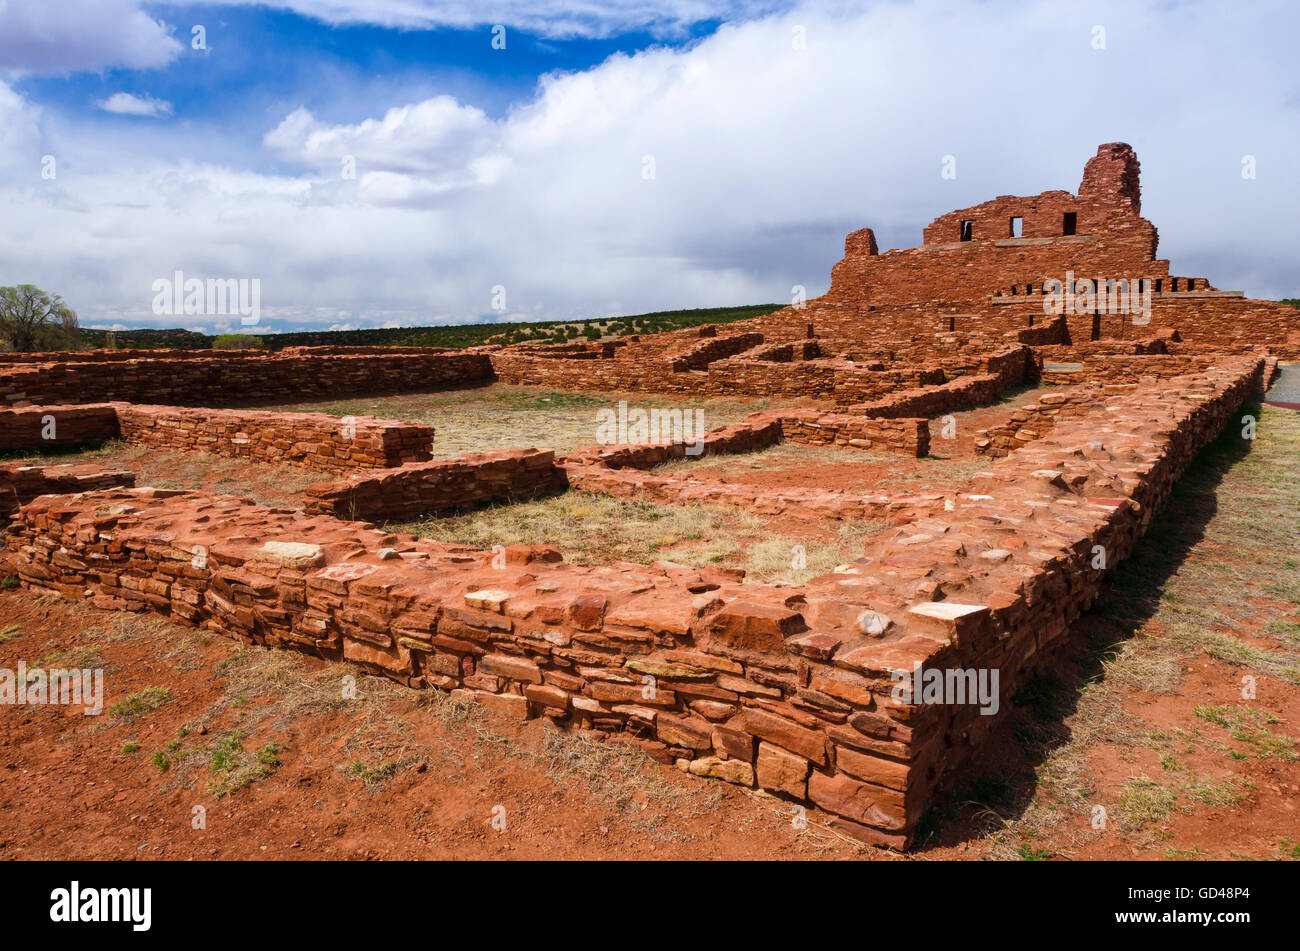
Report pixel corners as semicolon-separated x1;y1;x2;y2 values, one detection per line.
76;304;784;351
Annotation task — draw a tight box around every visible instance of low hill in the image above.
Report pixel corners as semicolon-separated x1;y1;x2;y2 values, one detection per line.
80;305;783;351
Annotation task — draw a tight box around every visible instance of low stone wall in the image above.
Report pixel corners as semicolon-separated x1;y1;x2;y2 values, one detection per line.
0;462;135;520
303;449;566;521
564;457;938;523
1039;353;1216;385
560;419;937;521
753;410;930;457
0;404;121;451
746;339;822;362
1010;315;1068;346
973;385;1115;456
0;350;493;406
838;344;1036;420
710;360;947;402
669;333;765;371
1;356;1264;849
113;404;434;472
850;374;1005;419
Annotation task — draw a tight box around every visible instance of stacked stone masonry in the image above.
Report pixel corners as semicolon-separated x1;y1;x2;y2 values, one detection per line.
2;357;1264;848
303;449;567;521
0;404;120;451
0;462;136;520
1;142;1294;852
0;350;493;406
112;404;434;472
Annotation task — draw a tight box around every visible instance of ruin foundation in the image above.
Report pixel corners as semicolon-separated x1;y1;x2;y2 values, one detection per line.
1;143;1294;849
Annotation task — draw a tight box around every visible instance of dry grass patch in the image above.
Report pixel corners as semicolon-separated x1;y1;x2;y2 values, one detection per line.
653;440;989;493
394;490;885;582
264;384;770;455
970;404;1300;859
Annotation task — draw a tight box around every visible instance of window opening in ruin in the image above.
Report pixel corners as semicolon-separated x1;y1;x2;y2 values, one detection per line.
959;219;973;241
1062;212;1077;236
1010;216;1023;237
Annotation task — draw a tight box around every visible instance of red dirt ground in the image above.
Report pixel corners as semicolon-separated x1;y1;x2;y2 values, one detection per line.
2;586;1295;861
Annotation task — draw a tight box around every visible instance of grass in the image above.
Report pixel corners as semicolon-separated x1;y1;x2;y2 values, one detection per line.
539;730;717;827
1119;776;1178;829
108;686;170;719
393;490;885;582
0;439;119;464
1193;705;1296;760
964;404;1300;859
263;383;769;456
651;440;989;493
149;725;285;796
204;731;284;797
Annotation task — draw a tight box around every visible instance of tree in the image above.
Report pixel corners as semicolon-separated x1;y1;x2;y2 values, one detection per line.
0;285;80;352
211;333;265;350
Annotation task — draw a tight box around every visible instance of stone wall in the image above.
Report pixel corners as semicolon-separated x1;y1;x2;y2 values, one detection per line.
669;333;764;371
563;454;937;524
755;410;930;457
113;404;434;472
303;449;566;521
1038;353;1217;385
0;350;493;407
3;356;1263;849
0;404;121;451
0;462;135;520
560;419;935;519
972;385;1111;456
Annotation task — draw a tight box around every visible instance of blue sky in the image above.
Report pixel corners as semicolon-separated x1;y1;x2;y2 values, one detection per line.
16;4;722;173
0;0;1296;333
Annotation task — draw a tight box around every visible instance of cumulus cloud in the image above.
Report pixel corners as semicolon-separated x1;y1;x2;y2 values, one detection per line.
0;0;181;73
2;0;1298;331
0;80;43;168
95;92;174;118
264;97;502;189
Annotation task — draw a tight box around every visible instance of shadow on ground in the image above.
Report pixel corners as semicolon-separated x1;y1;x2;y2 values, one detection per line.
913;404;1260;853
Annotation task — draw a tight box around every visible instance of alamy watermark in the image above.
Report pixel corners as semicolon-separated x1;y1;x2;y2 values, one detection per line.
1042;270;1152;325
596;401;707;455
151;271;260;325
0;662;103;715
891;661;999;715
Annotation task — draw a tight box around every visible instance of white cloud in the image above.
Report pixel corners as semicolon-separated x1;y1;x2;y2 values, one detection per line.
165;0;790;39
0;80;43;169
264;97;501;188
0;0;181;73
2;0;1298;331
95;92;174;118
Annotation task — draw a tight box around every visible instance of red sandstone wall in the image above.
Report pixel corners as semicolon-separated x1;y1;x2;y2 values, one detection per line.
753;410;930;457
560;418;932;515
113;404;434;472
0;461;135;520
303;449;566;521
0;350;493;407
669;332;764;371
972;385;1113;456
2;356;1262;849
0;404;121;451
